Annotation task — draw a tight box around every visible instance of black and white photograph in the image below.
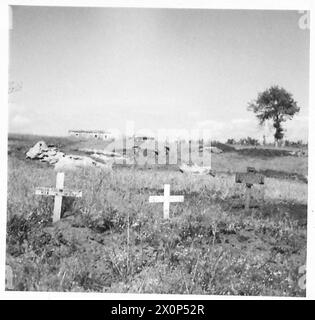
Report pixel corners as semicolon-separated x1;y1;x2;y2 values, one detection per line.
4;1;311;297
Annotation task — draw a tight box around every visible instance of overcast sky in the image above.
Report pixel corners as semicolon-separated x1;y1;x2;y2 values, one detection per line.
9;6;310;142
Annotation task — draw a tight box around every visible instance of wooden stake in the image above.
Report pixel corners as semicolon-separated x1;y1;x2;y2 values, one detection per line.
53;172;64;223
165;140;169;166
189;140;192;165
245;183;252;211
177;140;181;165
155;139;159;165
123;135;126;165
163;184;170;219
199;139;203;166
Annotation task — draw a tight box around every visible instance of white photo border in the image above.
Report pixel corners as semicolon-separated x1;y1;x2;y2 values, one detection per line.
0;0;314;300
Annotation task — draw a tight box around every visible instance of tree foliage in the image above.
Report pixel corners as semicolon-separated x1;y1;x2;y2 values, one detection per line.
248;86;300;142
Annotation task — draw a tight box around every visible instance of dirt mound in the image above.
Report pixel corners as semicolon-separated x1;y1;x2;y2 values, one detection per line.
237;148;290;158
210;142;236;152
258;169;307;183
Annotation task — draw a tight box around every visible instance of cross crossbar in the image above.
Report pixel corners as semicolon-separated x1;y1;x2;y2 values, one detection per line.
35;187;82;198
149;184;184;219
235;172;264;185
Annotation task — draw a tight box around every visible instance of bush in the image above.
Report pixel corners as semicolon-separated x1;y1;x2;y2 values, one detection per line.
239;137;260;146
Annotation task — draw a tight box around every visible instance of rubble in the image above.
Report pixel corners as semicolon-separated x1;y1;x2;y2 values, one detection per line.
26;141;48;159
179;163;216;176
202;146;223;154
25;141;112;170
78;148;123;158
288;149;307;157
54;155;112;171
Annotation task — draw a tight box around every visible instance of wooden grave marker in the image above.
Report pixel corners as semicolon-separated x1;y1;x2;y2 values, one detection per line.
35;172;82;223
149;184;184;219
235;167;264;211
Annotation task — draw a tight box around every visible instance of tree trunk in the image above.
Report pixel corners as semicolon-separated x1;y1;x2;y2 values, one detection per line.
273;116;284;147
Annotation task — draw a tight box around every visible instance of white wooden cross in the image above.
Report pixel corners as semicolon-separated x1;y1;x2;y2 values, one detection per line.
35;172;82;223
149;184;184;219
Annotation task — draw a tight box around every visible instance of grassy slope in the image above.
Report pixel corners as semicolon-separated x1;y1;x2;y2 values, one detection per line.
6;134;307;295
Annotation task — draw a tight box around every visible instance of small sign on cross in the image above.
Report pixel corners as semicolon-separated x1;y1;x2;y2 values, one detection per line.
149;184;184;219
35;172;82;223
235;167;264;211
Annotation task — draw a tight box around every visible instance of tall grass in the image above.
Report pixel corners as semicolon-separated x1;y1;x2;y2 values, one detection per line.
6;155;307;295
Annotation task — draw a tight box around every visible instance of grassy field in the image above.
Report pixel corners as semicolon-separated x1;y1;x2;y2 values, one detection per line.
6;134;307;295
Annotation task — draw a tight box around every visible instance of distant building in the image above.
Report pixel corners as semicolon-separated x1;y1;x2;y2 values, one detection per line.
68;130;113;140
134;135;155;142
